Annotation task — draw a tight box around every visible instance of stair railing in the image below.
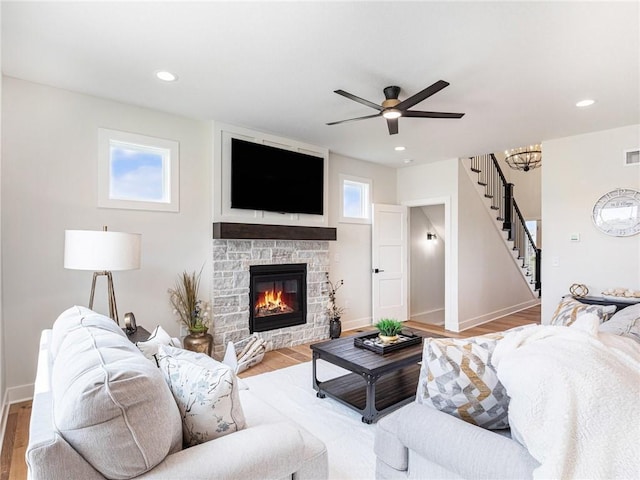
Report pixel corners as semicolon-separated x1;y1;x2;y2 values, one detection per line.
470;154;541;293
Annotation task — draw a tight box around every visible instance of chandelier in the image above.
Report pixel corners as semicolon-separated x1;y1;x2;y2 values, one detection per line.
504;145;542;172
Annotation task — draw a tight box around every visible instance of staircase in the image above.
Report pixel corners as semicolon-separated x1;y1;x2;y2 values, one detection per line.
467;153;541;296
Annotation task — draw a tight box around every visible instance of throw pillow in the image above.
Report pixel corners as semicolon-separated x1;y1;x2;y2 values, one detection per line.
52;310;183;479
417;331;516;429
550;296;617;326
136;325;179;365
157;345;246;447
598;303;640;344
51;305;125;358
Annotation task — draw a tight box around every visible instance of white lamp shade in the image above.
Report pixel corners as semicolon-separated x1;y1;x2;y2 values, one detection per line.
64;230;141;271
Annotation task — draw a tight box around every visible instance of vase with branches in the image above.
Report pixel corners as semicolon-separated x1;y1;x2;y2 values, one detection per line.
324;272;344;339
168;269;211;333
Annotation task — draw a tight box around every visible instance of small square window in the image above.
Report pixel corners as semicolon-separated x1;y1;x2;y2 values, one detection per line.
340;174;371;224
98;129;179;212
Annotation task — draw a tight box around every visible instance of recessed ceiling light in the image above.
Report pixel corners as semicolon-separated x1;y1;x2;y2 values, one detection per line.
156;70;178;82
576;99;595;107
394;146;406;151
403;159;414;164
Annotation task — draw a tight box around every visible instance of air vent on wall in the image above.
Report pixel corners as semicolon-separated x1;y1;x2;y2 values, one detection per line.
624;149;639;166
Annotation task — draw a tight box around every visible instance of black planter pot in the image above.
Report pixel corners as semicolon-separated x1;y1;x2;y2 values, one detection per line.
329;317;342;339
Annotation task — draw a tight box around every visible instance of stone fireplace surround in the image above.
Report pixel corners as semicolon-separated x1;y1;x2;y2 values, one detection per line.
211;239;331;360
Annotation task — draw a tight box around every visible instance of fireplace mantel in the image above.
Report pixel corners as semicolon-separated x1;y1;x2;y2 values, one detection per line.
212;222;337;241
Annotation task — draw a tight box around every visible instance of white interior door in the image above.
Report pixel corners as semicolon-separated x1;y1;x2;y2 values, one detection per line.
372;203;408;322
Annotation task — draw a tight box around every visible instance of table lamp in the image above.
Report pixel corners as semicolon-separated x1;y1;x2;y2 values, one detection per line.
64;226;141;325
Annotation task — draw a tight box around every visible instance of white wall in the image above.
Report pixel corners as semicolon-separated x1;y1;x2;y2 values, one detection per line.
409;207;445;324
541;125;640;323
0;1;6;433
1;77;212;391
328;152;396;331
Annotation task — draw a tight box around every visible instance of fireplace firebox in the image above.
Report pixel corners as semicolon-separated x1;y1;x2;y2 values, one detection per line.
249;263;307;333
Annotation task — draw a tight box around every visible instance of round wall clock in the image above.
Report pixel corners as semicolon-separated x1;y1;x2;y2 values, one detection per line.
592;188;640;237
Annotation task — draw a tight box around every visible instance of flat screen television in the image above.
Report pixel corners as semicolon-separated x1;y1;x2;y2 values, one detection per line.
230;138;324;215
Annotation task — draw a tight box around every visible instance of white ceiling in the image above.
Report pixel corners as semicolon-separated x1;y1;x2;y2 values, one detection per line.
2;1;639;167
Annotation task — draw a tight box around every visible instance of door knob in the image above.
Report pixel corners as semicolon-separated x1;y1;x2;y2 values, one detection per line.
373;268;385;273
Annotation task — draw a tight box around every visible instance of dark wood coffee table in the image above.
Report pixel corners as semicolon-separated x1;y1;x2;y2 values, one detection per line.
311;330;434;424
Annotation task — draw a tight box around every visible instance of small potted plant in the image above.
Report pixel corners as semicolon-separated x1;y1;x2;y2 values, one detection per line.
374;318;403;343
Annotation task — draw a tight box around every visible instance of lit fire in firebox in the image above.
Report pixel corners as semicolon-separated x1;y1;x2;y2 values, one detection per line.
255;289;294;317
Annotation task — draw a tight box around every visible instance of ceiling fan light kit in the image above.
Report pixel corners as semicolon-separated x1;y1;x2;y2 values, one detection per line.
327;80;465;135
382;109;401;119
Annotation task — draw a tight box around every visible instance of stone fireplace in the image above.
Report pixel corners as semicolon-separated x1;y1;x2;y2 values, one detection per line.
211;239;330;360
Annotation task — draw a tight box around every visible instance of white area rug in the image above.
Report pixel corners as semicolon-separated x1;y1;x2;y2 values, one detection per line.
242;361;377;480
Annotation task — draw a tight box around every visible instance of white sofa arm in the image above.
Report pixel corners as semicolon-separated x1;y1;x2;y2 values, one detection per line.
139;421;327;480
376;402;539;480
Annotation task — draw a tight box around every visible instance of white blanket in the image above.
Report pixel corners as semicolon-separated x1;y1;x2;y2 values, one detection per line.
493;315;640;480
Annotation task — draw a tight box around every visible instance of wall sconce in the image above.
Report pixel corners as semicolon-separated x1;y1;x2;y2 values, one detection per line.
426;233;437;241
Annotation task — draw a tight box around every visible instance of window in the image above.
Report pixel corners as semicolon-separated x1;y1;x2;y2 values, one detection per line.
98;128;179;212
340;174;371;224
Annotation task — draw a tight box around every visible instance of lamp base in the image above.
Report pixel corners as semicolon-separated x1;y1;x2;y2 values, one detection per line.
88;271;120;325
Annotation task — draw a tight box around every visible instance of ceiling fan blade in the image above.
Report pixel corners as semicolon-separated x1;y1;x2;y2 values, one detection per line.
403;110;465;119
395;80;450;111
387;118;399;135
326;113;382;126
334;89;383;111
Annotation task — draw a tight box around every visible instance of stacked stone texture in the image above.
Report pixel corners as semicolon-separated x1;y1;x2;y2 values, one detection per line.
211;239;331;360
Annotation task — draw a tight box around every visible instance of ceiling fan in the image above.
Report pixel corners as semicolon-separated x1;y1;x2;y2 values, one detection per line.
327;80;465;135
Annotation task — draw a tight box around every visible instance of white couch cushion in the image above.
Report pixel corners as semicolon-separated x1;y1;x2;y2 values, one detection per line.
50;305;124;358
157;345;247;447
51;309;182;480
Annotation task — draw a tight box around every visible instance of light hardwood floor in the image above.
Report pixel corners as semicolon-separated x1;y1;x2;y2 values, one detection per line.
0;304;540;480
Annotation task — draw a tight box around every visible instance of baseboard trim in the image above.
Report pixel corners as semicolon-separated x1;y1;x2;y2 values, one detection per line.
0;384;34;455
411;308;445;325
6;384;34;405
457;299;540;331
342;316;371;332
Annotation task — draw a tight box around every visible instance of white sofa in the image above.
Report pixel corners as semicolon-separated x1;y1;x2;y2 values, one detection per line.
26;306;328;480
374;301;640;479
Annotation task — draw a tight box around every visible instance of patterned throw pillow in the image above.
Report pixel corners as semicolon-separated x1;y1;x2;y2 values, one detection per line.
417;332;510;429
157;345;246;447
550;296;617;326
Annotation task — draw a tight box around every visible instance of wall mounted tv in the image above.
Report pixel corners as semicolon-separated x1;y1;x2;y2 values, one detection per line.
230;138;324;215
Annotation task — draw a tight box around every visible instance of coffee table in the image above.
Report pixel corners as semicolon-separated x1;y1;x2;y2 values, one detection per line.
311;330;434;424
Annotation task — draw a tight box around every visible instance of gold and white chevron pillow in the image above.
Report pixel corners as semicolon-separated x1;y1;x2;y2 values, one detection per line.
550;296;617;326
416;332;510;429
